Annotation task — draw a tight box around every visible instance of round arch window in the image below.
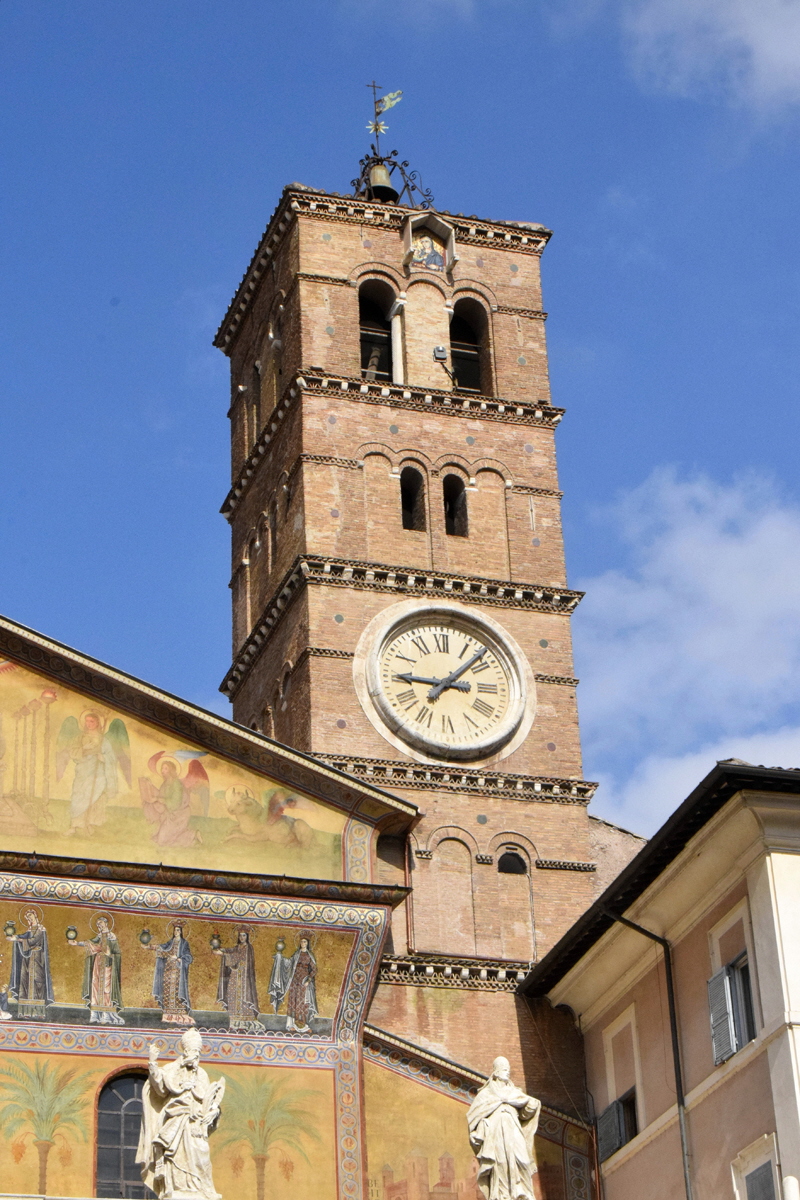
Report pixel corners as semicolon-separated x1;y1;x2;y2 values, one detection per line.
497;850;527;875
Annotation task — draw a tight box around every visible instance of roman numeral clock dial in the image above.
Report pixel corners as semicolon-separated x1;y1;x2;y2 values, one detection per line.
365;609;528;761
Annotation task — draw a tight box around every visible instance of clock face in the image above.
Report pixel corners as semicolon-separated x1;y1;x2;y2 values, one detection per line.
367;610;526;761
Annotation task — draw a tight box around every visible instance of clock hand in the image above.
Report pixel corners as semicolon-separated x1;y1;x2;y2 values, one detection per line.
394;672;471;692
427;646;487;701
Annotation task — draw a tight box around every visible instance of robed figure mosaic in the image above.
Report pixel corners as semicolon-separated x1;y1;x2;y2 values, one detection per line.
144;923;194;1026
70;913;124;1024
6;907;54;1019
213;927;260;1030
467;1057;541;1200
138;1030;225;1200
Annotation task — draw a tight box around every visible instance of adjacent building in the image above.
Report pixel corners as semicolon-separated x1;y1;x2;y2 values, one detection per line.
522;760;800;1200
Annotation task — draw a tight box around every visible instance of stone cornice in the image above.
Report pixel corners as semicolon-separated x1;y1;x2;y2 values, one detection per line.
495;305;548;319
221;370;564;520
215;185;552;352
221;554;583;697
0;850;409;907
312;754;597;804
378;953;530;991
0;614;418;825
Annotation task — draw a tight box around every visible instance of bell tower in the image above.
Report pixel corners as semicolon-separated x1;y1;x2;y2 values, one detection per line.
214;133;599;983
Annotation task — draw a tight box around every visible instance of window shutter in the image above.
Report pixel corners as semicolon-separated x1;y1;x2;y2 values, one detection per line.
708;966;736;1064
596;1100;625;1162
745;1162;776;1200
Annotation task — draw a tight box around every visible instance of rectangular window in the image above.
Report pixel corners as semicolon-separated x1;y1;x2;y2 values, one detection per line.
744;1162;776;1200
596;1088;638;1162
732;1135;780;1200
708;951;757;1066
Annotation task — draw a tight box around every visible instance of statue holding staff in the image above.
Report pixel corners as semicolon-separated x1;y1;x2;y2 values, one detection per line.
137;1029;225;1200
467;1056;541;1200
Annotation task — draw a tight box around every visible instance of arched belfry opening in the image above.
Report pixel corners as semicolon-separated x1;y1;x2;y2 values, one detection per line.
450;299;489;395
359;281;394;382
400;466;426;531
443;474;468;537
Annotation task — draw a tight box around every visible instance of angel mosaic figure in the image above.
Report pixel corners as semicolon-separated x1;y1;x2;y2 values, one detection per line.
57;710;131;836
139;751;208;848
69;912;124;1024
143;921;195;1026
7;907;54;1019
213;927;262;1031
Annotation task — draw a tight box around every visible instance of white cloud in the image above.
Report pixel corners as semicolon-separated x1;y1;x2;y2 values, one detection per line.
575;468;800;833
620;0;800;109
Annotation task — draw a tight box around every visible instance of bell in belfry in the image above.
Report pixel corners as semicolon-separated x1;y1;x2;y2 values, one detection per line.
368;161;399;203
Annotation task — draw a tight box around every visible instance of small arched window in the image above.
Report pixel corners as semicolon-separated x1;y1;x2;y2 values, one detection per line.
400;466;426;531
443;474;468;537
359;284;393;382
96;1072;152;1198
498;850;527;875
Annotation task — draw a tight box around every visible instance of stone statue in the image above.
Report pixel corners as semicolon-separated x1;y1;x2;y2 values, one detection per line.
467;1056;541;1200
137;1029;225;1200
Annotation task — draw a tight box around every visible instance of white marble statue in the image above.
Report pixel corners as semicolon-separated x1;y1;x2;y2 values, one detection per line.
467;1056;541;1200
137;1029;226;1200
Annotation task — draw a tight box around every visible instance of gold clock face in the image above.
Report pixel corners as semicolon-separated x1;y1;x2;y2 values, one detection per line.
368;610;525;761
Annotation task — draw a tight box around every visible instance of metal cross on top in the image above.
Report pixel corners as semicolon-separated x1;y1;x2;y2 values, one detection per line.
366;81;403;155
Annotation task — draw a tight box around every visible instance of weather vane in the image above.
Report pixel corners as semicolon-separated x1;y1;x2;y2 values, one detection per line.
366;81;403;156
352;83;434;209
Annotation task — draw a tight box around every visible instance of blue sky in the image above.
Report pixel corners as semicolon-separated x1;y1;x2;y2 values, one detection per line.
2;0;799;833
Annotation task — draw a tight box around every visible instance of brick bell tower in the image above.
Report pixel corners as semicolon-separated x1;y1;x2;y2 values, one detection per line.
214;131;602;1010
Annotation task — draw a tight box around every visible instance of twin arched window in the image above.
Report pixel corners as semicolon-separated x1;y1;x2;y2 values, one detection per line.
399;469;468;537
359;284;490;396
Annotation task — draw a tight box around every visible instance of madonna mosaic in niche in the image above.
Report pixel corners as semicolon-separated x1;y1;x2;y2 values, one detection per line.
411;230;446;271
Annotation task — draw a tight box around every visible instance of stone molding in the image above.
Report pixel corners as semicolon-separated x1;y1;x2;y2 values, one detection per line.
475;853;495;864
221;554;584;697
511;484;563;498
312;753;597;804
215;187;552;350
494;305;548;319
0;849;409;904
222;370;565;519
535;858;597;872
535;673;579;686
286;453;362;488
379;953;529;991
363;1024;485;1095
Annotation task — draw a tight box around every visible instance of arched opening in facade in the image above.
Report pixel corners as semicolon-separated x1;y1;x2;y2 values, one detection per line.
359;282;394;382
450;299;490;395
443;474;468;537
96;1071;152;1199
400;466;426;531
498;850;528;875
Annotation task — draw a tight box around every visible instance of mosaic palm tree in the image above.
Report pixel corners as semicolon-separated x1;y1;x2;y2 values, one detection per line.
216;1073;321;1200
0;1057;93;1194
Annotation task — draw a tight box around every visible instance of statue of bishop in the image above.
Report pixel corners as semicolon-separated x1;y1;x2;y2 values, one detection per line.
137;1029;225;1200
467;1056;541;1200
